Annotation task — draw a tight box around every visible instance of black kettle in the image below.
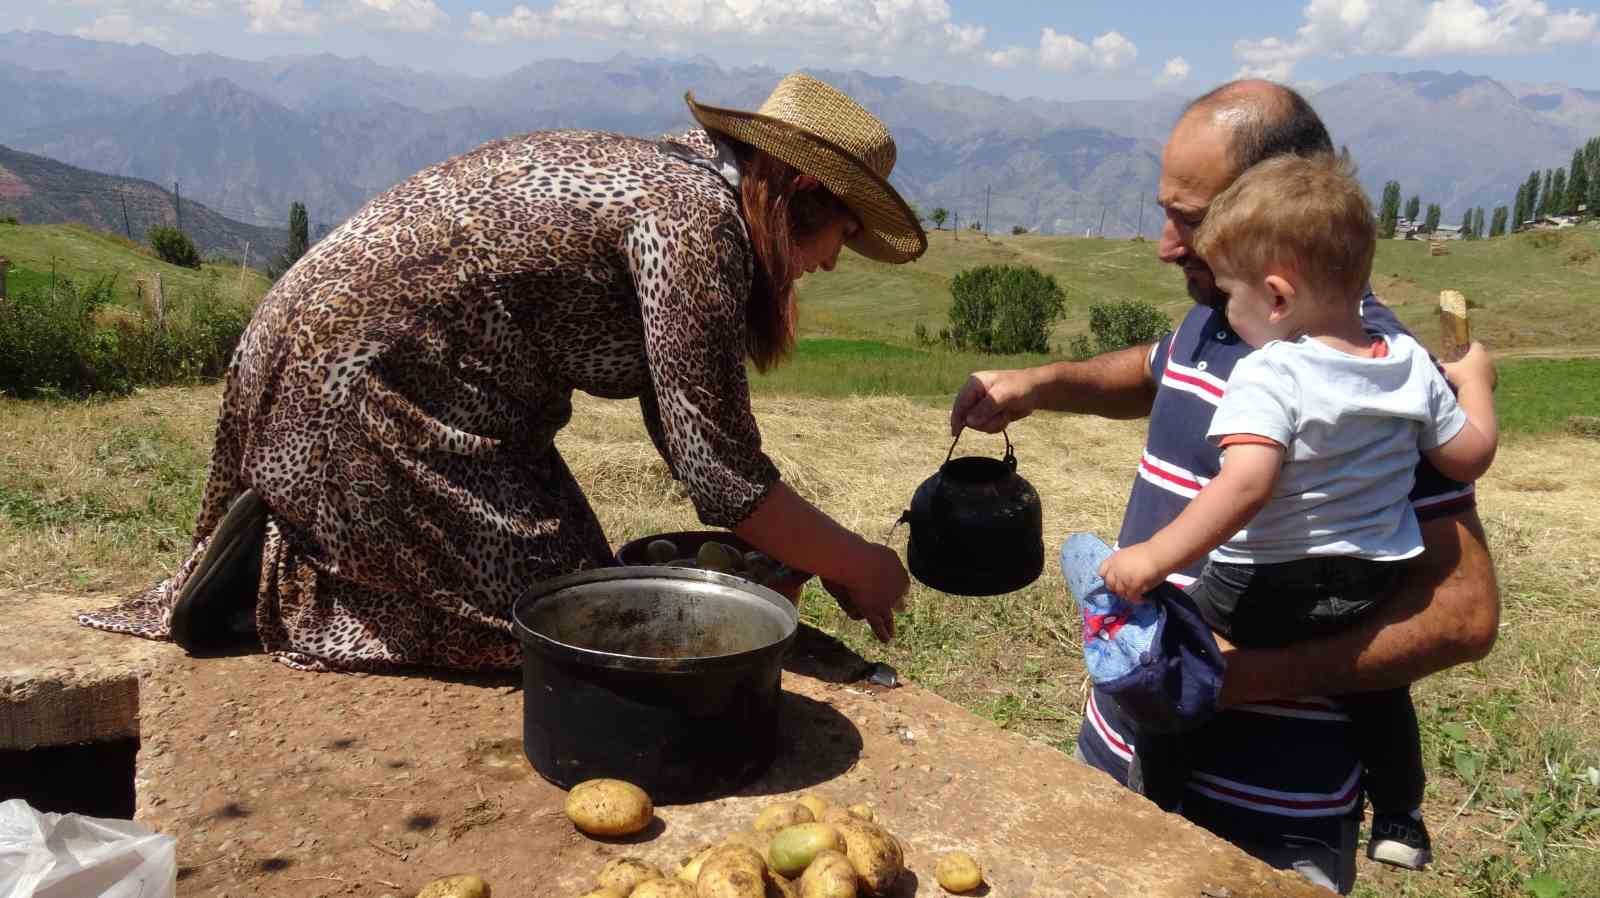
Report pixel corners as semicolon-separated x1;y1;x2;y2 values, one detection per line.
901;430;1044;597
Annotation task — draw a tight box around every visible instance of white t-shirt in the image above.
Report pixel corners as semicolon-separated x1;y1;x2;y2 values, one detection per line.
1206;332;1468;565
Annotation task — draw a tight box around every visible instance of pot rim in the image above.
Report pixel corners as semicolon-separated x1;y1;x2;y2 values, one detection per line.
511;565;799;673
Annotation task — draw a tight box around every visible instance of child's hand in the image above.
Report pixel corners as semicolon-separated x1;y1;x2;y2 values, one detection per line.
1441;342;1496;393
1097;544;1168;602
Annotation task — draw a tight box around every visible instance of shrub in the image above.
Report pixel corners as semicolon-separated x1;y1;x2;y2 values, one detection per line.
149;226;202;269
0;271;250;398
948;264;1067;354
912;322;931;346
0;215;18;225
1086;301;1171;355
1011;225;1028;235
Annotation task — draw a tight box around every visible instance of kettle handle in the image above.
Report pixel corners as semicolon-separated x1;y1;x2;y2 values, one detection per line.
946;427;1017;471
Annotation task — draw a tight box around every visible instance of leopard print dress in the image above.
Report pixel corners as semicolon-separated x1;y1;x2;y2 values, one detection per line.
78;129;780;672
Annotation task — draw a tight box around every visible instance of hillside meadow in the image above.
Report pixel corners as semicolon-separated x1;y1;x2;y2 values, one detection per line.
2;220;1598;897
800;226;1600;355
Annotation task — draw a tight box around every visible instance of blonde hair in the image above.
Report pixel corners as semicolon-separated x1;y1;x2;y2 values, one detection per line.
1194;151;1375;304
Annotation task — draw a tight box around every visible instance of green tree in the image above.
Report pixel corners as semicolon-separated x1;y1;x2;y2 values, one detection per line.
268;201;312;279
1423;203;1441;234
1489;206;1508;237
1525;170;1544;221
1538;169;1555;216
148;226;201;268
1513;184;1528;231
1378;180;1402;239
1473;207;1485;239
1587;137;1600;215
1086;301;1172;356
1550;169;1567;215
1459;209;1475;239
1404;195;1421;224
930;208;949;230
947;264;1067;354
1566;147;1588;215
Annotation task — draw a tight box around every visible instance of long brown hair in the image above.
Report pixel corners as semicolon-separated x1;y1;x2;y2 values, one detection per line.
731;141;853;372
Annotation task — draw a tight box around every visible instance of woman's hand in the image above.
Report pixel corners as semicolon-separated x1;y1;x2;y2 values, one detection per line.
824;544;910;642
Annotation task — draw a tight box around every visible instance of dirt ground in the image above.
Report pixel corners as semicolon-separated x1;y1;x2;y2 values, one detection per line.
5;588;1330;898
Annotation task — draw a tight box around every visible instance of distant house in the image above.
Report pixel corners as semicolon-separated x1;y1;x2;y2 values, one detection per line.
1529;215;1580;230
1431;224;1464;241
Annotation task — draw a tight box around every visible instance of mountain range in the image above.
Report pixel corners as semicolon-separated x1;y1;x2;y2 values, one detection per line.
2;31;1598;242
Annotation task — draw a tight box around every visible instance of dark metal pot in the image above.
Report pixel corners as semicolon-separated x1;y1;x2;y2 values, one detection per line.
903;430;1044;596
511;566;797;803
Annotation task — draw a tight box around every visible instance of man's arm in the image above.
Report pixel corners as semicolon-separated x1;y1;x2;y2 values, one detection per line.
950;341;1159;434
1218;510;1499;705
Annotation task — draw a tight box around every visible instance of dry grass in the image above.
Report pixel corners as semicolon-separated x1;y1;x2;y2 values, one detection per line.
3;385;1597;896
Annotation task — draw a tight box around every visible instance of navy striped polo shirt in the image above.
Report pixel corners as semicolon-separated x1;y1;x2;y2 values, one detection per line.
1078;292;1475;834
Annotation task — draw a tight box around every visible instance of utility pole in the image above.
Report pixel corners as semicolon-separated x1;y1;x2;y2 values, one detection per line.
174;181;182;233
1136;194;1146;238
1098;204;1108;237
954;210;960;241
120;188;133;239
984;185;991;238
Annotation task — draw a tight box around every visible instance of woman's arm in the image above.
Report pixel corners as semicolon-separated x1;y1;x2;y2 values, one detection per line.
1218;509;1499;705
735;482;906;642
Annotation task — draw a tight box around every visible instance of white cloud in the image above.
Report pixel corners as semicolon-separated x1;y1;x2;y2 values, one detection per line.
466;4;555;42
73;12;185;45
1039;26;1138;72
55;0;220;12
1039;27;1091;71
1091;30;1137;70
463;0;990;59
1156;55;1192;86
244;0;323;33
1234;0;1600;80
338;0;446;31
985;45;1031;68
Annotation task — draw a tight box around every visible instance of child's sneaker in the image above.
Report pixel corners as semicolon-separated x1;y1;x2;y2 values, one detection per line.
1368;812;1432;870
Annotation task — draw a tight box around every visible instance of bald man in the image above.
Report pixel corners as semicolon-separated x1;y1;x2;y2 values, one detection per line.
949;80;1499;893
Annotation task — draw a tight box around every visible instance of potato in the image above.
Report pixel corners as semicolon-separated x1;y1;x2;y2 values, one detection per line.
767;823;845;877
754;801;815;832
599;858;664;895
417;875;491;898
933;853;982;893
764;869;799;898
696;541;739;573
632;880;696;898
722;829;774;862
696;846;767;898
844;804;874;823
646;539;679;564
577;890;626;898
832;819;903;895
797;850;856;898
565;779;654;836
676;845;719;884
794;794;830;821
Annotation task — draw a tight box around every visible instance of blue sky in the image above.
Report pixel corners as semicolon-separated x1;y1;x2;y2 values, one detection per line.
14;1;1600;98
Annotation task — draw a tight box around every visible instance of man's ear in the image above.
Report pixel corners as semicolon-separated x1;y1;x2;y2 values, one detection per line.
1263;273;1296;318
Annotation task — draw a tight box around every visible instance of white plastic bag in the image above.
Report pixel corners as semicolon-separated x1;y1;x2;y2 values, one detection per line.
0;798;176;898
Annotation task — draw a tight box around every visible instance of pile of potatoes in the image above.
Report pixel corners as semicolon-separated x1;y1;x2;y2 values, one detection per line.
565;780;987;898
644;538;783;585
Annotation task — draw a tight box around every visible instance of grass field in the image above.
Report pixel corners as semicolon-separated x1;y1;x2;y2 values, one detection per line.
801;226;1600;356
2;220;1598;897
0;222;272;310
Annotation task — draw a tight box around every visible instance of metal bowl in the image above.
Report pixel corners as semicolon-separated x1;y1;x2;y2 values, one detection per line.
511;566;798;801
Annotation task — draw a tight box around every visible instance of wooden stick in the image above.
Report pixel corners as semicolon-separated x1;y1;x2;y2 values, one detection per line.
1439;289;1472;363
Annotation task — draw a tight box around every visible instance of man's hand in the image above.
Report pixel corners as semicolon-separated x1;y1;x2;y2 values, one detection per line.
1440;341;1496;393
1098;543;1168;601
950;369;1038;435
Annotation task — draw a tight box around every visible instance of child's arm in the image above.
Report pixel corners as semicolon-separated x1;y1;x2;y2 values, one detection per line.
1423;343;1498;483
1099;441;1285;600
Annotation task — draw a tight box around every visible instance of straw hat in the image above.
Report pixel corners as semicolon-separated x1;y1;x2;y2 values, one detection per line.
686;73;927;264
